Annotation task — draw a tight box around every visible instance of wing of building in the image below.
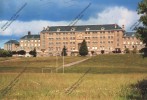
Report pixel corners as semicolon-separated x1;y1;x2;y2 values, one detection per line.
19;31;41;56
4;40;19;51
123;32;145;52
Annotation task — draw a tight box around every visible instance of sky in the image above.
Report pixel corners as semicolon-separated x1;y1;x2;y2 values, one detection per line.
0;0;141;48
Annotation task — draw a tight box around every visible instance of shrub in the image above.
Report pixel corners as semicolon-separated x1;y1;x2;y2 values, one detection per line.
124;48;130;53
29;48;37;57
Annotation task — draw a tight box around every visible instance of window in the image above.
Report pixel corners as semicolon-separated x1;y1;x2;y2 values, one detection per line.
71;27;75;31
57;28;60;32
86;28;90;31
101;27;105;30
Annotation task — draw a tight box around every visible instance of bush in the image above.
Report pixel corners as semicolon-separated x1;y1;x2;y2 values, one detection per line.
124;48;130;53
132;48;137;54
29;48;37;57
139;48;147;57
17;50;26;55
101;50;104;54
0;50;12;57
12;51;17;55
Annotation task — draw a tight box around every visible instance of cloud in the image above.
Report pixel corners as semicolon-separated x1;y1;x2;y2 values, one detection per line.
78;6;140;30
0;20;68;36
0;6;139;36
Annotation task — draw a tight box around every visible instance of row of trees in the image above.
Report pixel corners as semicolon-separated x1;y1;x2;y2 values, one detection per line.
0;49;12;57
0;48;37;57
13;48;37;57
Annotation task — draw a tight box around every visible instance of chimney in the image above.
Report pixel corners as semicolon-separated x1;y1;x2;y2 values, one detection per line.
114;24;117;28
122;25;125;30
28;31;31;35
43;27;45;30
47;26;50;30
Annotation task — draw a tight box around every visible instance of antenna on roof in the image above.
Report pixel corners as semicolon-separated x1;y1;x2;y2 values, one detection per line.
68;2;91;26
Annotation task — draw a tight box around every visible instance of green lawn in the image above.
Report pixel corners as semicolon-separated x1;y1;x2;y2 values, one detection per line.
0;56;88;73
62;54;147;74
0;54;147;100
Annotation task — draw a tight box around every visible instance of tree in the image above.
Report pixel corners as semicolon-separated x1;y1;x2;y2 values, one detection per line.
61;46;67;56
124;48;130;54
101;50;104;54
29;48;37;57
132;47;137;54
79;39;88;56
17;50;26;55
12;51;17;55
0;50;12;57
136;0;147;56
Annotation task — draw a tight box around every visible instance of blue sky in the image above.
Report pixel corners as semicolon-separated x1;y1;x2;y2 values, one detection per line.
0;0;141;48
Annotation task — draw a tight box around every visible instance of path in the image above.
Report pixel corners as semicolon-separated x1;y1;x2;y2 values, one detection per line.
56;57;90;70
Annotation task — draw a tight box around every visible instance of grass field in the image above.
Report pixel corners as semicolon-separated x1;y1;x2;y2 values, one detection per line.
0;56;88;73
0;54;147;100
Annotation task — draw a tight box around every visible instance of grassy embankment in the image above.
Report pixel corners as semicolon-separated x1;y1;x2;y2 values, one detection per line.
0;54;147;100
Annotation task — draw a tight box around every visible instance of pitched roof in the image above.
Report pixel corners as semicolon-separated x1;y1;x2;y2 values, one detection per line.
41;24;123;32
20;35;40;40
5;40;19;44
124;32;136;37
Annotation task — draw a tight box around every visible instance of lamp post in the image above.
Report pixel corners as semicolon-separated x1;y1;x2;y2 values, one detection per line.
63;49;64;73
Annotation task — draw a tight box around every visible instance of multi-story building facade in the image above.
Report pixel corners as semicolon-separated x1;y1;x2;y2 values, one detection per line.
4;40;19;51
4;24;145;56
40;24;124;56
19;31;41;56
123;32;145;52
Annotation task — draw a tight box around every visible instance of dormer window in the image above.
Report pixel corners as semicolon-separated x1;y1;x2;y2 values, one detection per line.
71;27;75;31
57;28;60;32
101;27;105;30
86;27;90;31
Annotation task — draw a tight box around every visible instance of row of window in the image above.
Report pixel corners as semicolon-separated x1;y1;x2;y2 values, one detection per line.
48;31;120;35
123;42;142;45
48;36;114;40
48;41;114;45
21;44;40;47
20;47;40;49
48;46;115;51
21;40;40;43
